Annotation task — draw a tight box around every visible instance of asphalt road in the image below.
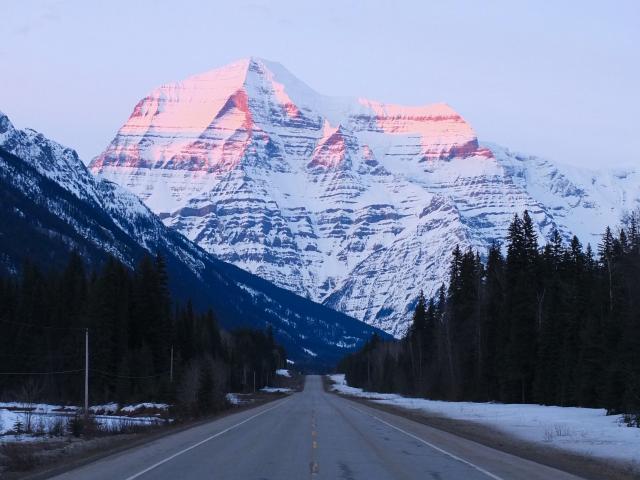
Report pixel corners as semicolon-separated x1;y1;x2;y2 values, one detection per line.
50;376;584;480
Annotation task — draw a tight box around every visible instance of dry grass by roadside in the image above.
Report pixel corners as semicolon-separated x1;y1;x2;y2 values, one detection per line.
1;443;40;472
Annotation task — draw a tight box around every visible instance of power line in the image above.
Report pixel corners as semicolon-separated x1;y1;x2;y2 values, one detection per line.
0;368;170;379
0;352;81;359
90;369;171;380
0;318;87;331
0;369;84;376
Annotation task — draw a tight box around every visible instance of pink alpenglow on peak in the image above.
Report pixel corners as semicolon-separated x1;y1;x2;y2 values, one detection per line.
92;58;258;173
308;121;352;169
356;99;492;161
91;57;487;177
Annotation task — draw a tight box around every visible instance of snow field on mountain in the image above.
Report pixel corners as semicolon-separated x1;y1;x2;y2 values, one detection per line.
90;58;640;337
328;374;640;469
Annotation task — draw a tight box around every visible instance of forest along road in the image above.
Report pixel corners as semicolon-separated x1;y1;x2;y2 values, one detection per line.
49;376;584;480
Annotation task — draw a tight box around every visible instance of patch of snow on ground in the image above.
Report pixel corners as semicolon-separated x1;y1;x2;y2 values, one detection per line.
260;387;292;393
0;401;171;441
328;374;640;467
0;403;77;414
0;410;163;442
0;409;23;435
328;374;400;400
276;369;291;377
120;403;169;413
286;359;295;365
225;393;254;406
89;403;119;414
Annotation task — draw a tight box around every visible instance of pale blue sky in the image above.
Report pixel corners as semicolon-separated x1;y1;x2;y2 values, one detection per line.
1;0;638;168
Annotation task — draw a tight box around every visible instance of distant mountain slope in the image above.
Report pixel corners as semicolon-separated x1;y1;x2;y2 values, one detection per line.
0;111;388;368
91;57;640;336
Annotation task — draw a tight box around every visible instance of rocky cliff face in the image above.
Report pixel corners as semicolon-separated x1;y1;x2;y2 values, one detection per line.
91;58;640;337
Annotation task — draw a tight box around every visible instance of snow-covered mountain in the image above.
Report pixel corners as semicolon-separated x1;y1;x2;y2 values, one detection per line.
91;57;640;337
0;110;388;366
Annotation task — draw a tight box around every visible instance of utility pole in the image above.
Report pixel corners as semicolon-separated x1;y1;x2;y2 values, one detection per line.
169;345;174;384
84;328;89;419
253;371;256;393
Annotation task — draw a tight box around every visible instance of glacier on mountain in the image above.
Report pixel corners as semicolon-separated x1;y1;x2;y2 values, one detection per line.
90;58;640;337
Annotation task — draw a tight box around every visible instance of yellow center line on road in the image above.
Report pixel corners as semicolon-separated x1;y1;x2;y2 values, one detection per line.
310;408;319;478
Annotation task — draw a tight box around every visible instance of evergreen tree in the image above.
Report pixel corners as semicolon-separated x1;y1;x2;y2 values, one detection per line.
408;291;427;391
479;241;504;400
503;211;539;402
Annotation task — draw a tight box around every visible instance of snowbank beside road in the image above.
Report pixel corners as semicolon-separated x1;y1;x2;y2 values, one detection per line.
260;387;292;393
328;374;640;468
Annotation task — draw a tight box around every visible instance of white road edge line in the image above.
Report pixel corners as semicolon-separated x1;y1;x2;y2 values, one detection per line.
348;404;505;480
124;398;290;480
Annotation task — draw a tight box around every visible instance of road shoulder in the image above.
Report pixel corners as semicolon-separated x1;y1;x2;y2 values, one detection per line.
322;377;638;480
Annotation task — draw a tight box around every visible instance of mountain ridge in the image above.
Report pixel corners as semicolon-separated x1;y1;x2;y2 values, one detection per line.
89;58;640;336
0;110;389;366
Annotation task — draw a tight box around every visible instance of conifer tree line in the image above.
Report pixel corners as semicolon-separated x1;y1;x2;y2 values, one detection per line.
0;252;286;415
339;210;640;420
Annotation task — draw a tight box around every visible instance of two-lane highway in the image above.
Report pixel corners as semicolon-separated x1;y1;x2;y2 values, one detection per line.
50;376;584;479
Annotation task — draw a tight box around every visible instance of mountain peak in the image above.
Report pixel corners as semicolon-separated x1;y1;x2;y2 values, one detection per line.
245;55;283;69
91;57;488;175
178;56;290;91
0;110;15;140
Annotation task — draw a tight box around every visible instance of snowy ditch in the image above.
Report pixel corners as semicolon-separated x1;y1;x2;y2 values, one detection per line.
0;402;170;443
260;387;292;393
328;374;640;468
